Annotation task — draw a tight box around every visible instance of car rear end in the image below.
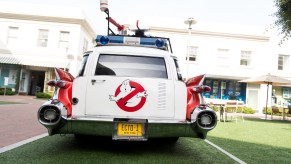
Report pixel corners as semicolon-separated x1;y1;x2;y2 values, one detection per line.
37;35;217;141
69;46;189;140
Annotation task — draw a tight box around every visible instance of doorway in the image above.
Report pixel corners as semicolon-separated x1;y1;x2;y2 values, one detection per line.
247;89;259;112
29;71;45;95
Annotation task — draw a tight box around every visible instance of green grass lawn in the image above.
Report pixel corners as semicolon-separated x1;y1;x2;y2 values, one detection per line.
0;136;235;164
1;118;290;163
207;118;291;164
0;101;24;105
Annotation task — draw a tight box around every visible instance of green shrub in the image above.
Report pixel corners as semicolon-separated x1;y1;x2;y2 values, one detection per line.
220;106;255;114
0;88;16;95
243;106;256;114
262;107;290;116
36;92;53;99
225;107;235;112
209;105;219;112
263;107;272;115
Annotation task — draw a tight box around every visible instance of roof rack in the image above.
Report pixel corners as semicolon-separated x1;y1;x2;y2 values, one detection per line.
95;35;172;52
98;4;173;53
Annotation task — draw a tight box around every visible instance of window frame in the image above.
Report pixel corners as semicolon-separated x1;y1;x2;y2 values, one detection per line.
7;26;19;45
278;54;289;70
37;29;49;47
95;54;168;79
216;48;230;66
240;50;252;66
58;31;70;49
186;46;198;62
77;53;90;77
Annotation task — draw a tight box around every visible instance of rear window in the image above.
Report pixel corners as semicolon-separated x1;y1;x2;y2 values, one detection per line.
95;54;168;78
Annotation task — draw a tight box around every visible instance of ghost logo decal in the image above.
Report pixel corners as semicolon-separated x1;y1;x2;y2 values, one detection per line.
109;79;148;112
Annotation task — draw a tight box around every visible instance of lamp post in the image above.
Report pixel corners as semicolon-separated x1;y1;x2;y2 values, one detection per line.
184;17;196;80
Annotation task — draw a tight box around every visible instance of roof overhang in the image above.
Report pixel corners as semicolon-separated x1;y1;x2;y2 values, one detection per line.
19;57;68;68
0;56;20;64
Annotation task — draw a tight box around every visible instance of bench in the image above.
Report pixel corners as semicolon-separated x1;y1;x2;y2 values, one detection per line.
272;107;280;114
271;106;290;120
224;101;244;122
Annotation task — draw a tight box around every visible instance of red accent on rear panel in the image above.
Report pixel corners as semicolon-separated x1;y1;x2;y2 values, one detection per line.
185;74;206;120
55;68;74;82
185;74;204;87
186;88;200;120
55;68;74;116
58;82;73;116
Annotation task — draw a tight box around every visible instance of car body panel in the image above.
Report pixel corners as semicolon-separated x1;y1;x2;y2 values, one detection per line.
38;37;217;140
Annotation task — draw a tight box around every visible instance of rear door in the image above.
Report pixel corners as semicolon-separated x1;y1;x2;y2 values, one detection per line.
85;52;175;118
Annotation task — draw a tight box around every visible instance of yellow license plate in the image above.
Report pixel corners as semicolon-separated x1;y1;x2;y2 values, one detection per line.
117;123;143;137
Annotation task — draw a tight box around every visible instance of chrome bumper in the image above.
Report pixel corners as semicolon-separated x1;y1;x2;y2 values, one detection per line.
41;117;215;139
38;101;217;139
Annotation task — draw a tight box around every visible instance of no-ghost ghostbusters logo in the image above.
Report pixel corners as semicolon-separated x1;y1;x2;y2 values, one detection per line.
109;79;148;112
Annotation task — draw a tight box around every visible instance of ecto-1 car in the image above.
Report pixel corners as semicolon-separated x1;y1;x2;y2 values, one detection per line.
37;34;217;141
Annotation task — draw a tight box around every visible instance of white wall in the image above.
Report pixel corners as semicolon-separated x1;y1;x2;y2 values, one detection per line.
150;28;291;78
147;24;291;112
0;2;96;77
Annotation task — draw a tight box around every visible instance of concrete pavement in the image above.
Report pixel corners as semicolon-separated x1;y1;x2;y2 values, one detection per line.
0;95;47;148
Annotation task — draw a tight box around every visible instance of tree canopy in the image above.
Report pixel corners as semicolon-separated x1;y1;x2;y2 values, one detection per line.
274;0;291;43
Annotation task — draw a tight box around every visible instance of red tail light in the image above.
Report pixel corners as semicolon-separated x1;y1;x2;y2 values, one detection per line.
193;85;211;93
47;80;56;86
47;80;66;88
56;80;66;88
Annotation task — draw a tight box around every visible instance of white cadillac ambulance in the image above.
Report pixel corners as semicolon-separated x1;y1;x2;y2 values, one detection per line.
37;34;217;141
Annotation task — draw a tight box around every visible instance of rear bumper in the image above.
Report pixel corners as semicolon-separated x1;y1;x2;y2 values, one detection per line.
44;117;213;139
38;101;217;139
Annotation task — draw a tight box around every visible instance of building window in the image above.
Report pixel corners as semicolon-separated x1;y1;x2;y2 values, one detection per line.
83;39;88;52
186;46;198;61
240;51;252;66
58;31;70;49
37;29;49;47
216;48;229;66
7;26;19;45
278;54;289;70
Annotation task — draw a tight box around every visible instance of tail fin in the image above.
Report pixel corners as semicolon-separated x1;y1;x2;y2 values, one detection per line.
55;68;74;82
185;74;205;87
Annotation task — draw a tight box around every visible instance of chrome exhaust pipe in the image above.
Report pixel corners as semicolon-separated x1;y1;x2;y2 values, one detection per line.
37;100;66;135
196;111;217;129
191;105;217;139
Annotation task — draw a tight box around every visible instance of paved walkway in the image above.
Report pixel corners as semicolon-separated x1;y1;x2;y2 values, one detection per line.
0;95;47;148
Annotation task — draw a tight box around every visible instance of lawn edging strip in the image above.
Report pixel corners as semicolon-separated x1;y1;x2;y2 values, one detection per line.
205;139;246;164
0;133;48;153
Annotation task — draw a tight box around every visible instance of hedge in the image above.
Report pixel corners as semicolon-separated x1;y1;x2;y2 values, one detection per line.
0;88;16;95
263;107;291;117
208;105;256;114
36;92;53;99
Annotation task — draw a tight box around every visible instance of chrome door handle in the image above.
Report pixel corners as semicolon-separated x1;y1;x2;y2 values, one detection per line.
91;79;106;85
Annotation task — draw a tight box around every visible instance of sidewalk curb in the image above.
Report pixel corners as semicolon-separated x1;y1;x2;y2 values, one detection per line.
0;133;48;154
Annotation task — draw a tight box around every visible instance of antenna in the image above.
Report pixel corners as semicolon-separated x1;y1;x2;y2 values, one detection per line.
100;0;108;12
100;0;125;35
